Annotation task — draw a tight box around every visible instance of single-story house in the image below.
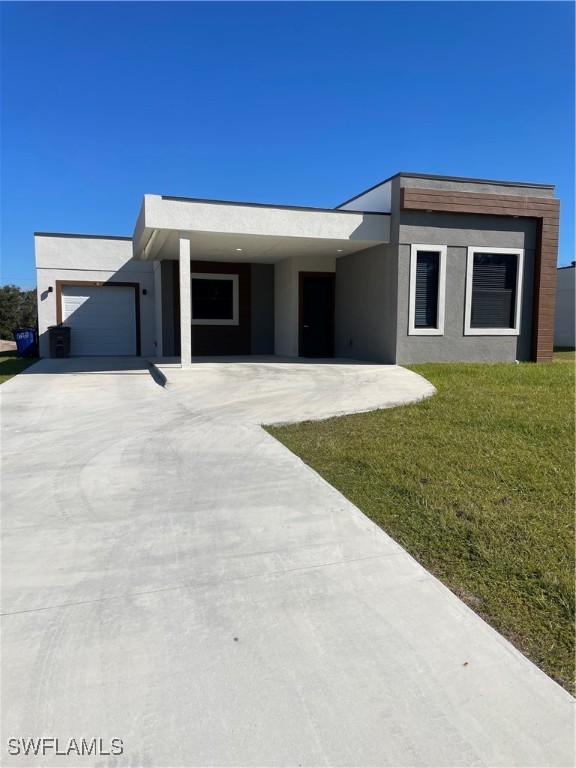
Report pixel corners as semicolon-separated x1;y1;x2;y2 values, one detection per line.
554;263;575;348
35;171;560;365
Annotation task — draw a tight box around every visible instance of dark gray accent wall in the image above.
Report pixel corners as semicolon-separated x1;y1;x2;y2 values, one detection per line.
335;244;397;363
400;175;555;198
161;260;175;356
395;211;537;363
251;264;274;354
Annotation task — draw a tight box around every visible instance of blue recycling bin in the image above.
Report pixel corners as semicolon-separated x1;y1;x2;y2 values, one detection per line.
12;328;37;358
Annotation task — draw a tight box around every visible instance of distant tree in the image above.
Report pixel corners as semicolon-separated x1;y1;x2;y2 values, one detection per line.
0;285;37;339
0;285;21;339
20;289;37;329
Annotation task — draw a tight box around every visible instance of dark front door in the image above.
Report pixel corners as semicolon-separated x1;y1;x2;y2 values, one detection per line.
299;272;335;358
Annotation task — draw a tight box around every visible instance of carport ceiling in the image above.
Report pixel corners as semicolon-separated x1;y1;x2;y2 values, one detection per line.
152;230;382;263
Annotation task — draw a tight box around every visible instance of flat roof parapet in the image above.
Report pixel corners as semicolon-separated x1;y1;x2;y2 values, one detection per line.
34;232;132;241
160;195;390;216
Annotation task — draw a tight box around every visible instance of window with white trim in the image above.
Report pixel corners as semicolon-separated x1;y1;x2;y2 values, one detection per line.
464;248;524;335
191;273;239;326
408;244;447;335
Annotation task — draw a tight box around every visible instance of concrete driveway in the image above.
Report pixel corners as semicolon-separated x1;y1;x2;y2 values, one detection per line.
1;357;573;767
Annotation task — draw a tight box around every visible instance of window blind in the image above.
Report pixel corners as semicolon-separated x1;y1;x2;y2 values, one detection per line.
414;251;440;328
471;254;518;328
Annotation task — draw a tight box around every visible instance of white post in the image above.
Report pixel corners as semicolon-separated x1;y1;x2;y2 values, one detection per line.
153;261;163;357
179;235;192;368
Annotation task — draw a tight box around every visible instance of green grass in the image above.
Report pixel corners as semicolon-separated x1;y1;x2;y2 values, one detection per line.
266;356;575;694
0;351;39;384
554;347;575;362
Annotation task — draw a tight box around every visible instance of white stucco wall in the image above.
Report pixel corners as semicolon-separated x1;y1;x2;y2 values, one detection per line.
274;258;293;357
337;181;392;213
274;255;336;357
133;195;390;260
35;236;156;358
36;235;135;271
554;266;575;347
153;261;163;357
134;195;389;258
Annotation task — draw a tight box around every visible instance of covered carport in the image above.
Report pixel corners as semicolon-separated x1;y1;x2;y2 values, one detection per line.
132;194;390;367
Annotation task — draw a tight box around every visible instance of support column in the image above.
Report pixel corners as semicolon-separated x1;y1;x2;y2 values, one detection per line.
179;234;192;368
153;261;163;357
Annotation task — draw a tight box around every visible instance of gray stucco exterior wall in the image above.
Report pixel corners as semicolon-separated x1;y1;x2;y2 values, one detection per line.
161;260;175;356
335;244;397;363
399;175;555;198
251;264;274;354
395;211;537;363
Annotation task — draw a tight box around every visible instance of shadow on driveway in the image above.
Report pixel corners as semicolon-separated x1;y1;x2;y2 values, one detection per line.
18;357;149;376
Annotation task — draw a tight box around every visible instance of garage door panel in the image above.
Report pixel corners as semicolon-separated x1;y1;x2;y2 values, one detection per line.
64;306;135;330
70;330;135;356
61;285;137;356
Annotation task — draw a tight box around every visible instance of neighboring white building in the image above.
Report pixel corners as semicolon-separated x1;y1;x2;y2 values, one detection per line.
35;172;561;364
554;263;575;348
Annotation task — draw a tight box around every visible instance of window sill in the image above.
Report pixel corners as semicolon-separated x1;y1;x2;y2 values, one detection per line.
464;327;520;336
408;327;444;336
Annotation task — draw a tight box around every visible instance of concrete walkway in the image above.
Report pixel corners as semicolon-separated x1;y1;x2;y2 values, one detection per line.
1;357;573;767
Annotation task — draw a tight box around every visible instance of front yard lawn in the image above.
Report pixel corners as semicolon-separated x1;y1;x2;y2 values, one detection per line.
266;357;575;694
0;351;38;384
554;347;575;362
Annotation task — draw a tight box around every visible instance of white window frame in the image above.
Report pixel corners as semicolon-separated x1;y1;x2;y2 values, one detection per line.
408;244;447;336
191;273;239;326
464;247;524;336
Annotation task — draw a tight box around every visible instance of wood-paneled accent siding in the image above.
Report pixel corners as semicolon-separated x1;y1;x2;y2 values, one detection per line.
400;187;560;362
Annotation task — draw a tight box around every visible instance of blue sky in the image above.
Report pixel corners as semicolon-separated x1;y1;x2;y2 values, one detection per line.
1;1;574;287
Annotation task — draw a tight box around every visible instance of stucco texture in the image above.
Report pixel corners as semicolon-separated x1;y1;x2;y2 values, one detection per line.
335;245;396;363
35;236;156;358
395;213;537;364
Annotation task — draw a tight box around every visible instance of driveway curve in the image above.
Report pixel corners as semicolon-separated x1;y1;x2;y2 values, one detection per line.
1;357;573;768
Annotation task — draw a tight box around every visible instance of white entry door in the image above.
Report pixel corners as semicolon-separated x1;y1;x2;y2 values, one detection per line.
61;284;137;356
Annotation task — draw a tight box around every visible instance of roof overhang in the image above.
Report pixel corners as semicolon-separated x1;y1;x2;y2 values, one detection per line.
133;195;390;263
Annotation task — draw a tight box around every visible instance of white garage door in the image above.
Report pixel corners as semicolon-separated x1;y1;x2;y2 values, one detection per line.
62;285;137;356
